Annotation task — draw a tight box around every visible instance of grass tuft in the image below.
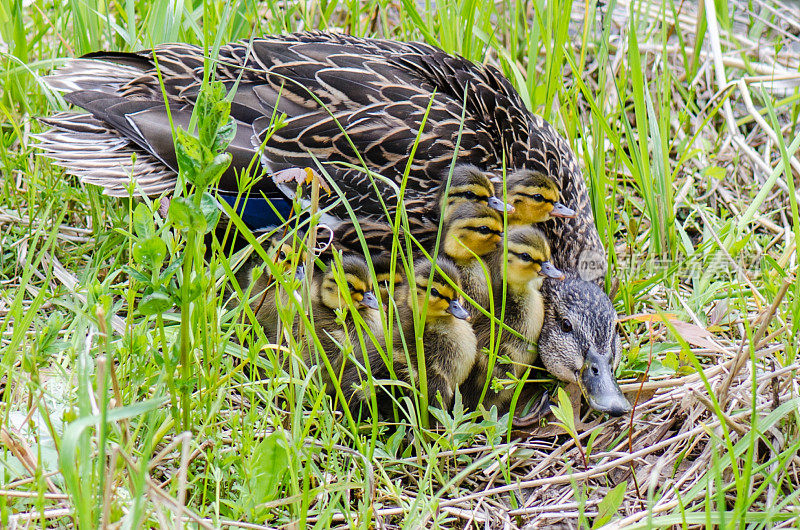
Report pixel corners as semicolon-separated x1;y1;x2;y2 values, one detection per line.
1;0;799;527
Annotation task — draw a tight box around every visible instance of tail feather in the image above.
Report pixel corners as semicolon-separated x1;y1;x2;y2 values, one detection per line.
43;59;144;94
34;112;176;197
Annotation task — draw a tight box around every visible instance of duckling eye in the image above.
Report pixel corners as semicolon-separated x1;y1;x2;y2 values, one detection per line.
278;251;287;260
464;191;478;200
430;287;441;298
476;226;493;235
347;282;355;291
520;253;533;262
560;318;573;333
532;194;544;201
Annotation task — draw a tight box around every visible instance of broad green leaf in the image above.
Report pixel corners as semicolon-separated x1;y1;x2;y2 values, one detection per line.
132;202;154;239
200;192;222;233
169;197;206;231
195;152;232;189
138;291;173;315
244;432;290;515
132;236;167;269
175;128;203;181
214;118;237;152
550;387;576;435
703;165;726;180
592;481;628;528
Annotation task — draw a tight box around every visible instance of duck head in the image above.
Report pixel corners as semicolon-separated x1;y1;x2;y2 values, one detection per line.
437;164;512;218
268;238;306;282
502;226;565;291
319;254;380;313
539;277;631;417
411;257;469;321
502;170;576;224
443;202;503;263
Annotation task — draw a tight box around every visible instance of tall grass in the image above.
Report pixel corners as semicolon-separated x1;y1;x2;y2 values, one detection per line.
0;0;798;527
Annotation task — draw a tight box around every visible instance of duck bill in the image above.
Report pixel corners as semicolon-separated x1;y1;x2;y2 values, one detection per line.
539;261;565;280
294;263;306;282
550;202;576;218
360;290;380;310
488;195;514;213
579;349;631;416
446;299;470;320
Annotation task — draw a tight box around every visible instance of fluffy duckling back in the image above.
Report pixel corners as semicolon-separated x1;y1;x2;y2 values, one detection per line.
462;226;563;411
502;170;575;225
344;257;476;419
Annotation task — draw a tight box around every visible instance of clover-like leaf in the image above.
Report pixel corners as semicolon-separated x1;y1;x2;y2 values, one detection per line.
139;291;173;316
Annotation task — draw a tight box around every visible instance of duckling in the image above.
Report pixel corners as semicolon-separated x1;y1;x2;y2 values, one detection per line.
434;165;509;220
329;164;510;259
304;254;383;388
461;226;564;410
538;277;631;416
441;201;504;318
344;257;476;419
501;170;576;225
235;236;306;340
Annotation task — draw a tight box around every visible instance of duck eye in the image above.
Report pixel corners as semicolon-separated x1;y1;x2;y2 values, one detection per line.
347;282;355;291
560;318;573;333
477;226;492;234
520;253;533;262
464;191;478;200
429;287;441;298
278;251;287;260
533;194;544;201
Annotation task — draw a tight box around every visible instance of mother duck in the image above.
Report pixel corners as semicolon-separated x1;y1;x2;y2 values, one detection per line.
36;31;630;416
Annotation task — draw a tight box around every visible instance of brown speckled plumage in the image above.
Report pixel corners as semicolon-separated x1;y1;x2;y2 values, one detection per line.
36;32;604;276
37;32;629;413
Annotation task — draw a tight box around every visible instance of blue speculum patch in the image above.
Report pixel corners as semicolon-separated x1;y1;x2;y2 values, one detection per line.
218;193;294;230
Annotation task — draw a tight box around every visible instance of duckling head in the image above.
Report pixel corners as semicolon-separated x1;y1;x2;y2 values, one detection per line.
437;164;510;217
503;226;565;290
319;254;380;312
268;237;306;282
411;257;469;321
503;170;576;224
443;202;503;263
538;277;631;417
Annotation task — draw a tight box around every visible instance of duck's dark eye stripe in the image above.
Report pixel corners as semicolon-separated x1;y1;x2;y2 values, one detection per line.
467;226;501;235
509;251;541;264
429;287;451;303
347;281;365;295
518;192;554;204
450;191;485;201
